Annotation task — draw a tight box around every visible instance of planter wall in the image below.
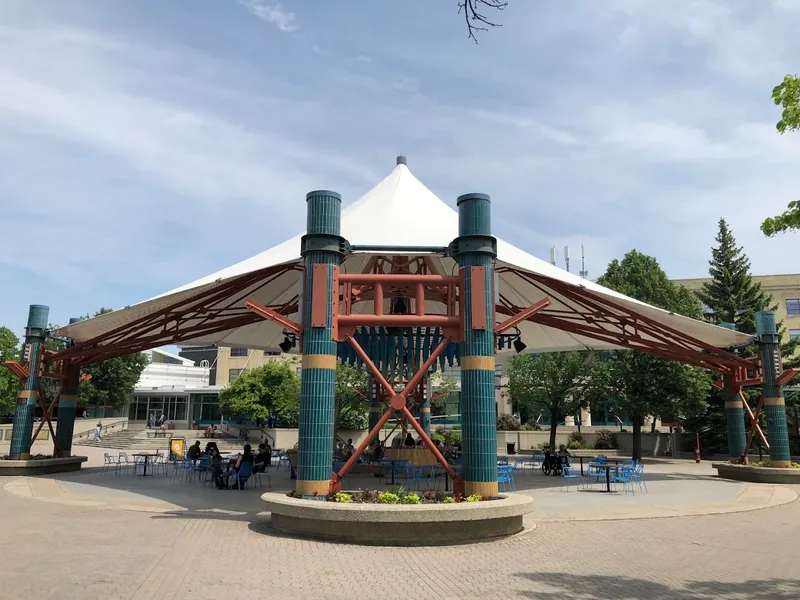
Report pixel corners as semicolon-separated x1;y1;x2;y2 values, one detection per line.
0;456;87;476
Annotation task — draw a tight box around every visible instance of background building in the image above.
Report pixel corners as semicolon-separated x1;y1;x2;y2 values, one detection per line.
214;346;299;385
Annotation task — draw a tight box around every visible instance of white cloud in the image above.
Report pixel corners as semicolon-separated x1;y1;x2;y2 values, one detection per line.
238;0;298;32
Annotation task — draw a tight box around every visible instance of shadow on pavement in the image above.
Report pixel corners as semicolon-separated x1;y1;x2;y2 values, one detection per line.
515;573;799;600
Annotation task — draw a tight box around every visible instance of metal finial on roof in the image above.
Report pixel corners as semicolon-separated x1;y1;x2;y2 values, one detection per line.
396;155;407;166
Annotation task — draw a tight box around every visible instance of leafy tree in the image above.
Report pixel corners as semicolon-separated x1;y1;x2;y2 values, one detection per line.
74;309;148;412
594;250;712;460
762;74;800;236
508;351;598;449
219;361;300;421
0;327;21;417
335;363;369;431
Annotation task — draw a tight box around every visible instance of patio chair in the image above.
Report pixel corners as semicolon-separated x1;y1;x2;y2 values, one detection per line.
612;467;635;495
253;463;272;488
631;462;647;493
276;451;291;472
233;462;254;490
497;465;516;493
118;452;134;476
560;465;585;492
412;466;434;491
153;454;169;476
189;456;210;482
102;453;120;475
512;458;525;472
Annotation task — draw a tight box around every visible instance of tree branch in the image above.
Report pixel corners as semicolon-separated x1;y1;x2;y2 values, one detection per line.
458;0;507;43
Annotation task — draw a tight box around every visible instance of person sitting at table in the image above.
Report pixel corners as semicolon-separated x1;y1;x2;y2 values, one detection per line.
557;444;572;467
204;425;213;438
404;432;415;448
334;440;345;459
373;440;384;461
343;438;355;459
254;443;270;472
229;444;255;489
209;447;225;489
204;440;218;455
187;441;202;463
391;436;402;449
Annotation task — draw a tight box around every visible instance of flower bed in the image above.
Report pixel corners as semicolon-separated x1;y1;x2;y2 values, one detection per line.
1;454;53;461
289;487;492;504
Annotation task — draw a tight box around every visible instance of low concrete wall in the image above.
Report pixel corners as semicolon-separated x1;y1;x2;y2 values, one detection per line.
260;492;533;546
713;463;800;485
0;456;87;476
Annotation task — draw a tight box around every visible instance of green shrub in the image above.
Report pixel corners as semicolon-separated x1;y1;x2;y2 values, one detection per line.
568;431;584;446
568;440;582;450
465;494;483;502
444;430;462;447
442;496;455;503
379;492;400;504
403;493;421;504
538;441;551;450
594;430;619;450
521;422;542;431
333;492;353;503
431;434;445;444
496;414;520;431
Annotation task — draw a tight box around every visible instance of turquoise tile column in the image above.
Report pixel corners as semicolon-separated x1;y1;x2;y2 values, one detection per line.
419;379;431;437
454;193;498;498
755;311;792;467
367;375;381;432
298;190;345;498
719;323;746;462
9;304;50;460
54;317;82;457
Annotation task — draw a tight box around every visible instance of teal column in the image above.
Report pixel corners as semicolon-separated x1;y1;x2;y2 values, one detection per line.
9;305;50;460
454;193;498;498
419;378;431;436
755;311;792;467
54;317;82;457
367;375;380;432
719;323;746;461
297;190;345;498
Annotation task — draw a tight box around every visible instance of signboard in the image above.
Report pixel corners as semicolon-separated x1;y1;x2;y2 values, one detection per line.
170;437;186;461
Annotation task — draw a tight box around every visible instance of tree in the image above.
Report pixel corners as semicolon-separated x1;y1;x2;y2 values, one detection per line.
458;0;507;42
74;309;148;412
219;361;299;421
0;327;21;417
595;250;712;460
508;351;598;449
762;74;800;236
335;363;369;432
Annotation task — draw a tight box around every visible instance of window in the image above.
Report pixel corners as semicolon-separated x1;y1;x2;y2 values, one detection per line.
786;299;800;316
264;350;280;356
229;368;245;381
230;347;248;357
199;359;210;368
790;329;800;341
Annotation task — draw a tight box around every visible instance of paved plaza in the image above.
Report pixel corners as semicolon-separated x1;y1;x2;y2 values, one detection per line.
1;450;799;599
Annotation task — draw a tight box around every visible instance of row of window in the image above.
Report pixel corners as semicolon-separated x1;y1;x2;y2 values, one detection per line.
230;348;280;357
787;299;800;317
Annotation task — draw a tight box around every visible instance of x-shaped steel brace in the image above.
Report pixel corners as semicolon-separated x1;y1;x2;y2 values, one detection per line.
330;334;463;496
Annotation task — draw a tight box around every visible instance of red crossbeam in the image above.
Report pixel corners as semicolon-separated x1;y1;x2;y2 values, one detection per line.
244;299;302;334
495;297;551;334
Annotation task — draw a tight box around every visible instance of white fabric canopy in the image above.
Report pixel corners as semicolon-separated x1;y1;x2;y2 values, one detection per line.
53;161;751;359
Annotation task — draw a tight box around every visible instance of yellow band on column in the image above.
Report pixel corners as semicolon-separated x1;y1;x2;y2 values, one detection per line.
724;400;742;409
461;356;494;370
302;355;337;370
17;390;38;398
296;480;330;496
770;460;792;468
465;481;499;497
420;407;431;413
60;394;78;402
763;397;785;406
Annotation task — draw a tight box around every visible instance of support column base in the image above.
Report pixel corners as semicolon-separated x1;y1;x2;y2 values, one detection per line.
296;479;331;498
18;452;31;460
769;460;792;468
465;481;498;498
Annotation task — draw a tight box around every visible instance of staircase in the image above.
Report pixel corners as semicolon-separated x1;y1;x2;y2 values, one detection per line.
74;429;247;453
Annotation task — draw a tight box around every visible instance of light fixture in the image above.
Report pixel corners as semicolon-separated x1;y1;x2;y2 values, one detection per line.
391;297;407;314
279;334;294;353
513;337;527;354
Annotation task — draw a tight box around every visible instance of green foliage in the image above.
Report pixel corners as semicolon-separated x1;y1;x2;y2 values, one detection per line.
594;250;712;459
333;492;353;503
335;363;369;430
568;431;584;446
496;413;520;431
508;350;599;448
403;493;421;504
594;430;619;450
0;327;21;417
520;422;541;431
762;75;800;236
465;494;483;502
379;492;400;504
219;361;300;421
433;426;462;447
568;440;582;450
538;441;551;450
442;496;455;503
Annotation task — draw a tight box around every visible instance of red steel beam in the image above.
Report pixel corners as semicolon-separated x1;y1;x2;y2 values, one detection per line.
347;335;395;397
399;404;460;492
331;406;396;492
338;314;460;328
338;273;460;286
739;390;769;449
244;299;302;334
495;297;551;334
742;395;766;459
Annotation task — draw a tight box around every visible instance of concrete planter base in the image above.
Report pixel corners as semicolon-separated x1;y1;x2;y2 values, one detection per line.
713;462;800;485
260;492;533;546
0;456;87;476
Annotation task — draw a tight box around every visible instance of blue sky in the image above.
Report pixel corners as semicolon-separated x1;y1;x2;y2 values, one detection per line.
1;0;799;336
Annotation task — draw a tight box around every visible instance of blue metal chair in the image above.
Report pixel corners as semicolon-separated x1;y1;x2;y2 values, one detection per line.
613;466;635;495
560;465;585;491
234;462;254;490
631;462;647;492
497;465;516;492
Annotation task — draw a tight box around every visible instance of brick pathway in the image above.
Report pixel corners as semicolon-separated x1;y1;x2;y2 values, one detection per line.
0;475;798;599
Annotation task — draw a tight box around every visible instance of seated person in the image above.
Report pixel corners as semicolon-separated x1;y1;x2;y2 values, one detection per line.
204;441;218;455
404;432;415;448
222;444;255;490
254;443;270;472
204;425;213;438
334;440;345;459
391;436;402;449
343;438;355;459
557;444;571;466
373;440;384;461
209;448;225;489
187;441;202;462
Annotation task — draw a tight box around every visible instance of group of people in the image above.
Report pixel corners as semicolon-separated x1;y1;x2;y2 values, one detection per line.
185;440;273;489
334;438;356;460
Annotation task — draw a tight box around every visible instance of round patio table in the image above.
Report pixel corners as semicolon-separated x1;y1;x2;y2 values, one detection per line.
131;452;160;476
587;462;619;492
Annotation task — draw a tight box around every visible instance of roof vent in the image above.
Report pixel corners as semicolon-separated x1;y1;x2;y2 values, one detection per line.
396;155;407;166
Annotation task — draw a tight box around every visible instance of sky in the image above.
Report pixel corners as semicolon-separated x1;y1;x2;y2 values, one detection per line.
1;0;799;336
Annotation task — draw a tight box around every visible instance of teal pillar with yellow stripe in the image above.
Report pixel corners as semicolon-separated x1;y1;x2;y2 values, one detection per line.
9;304;50;460
719;323;746;462
297;190;346;498
54;317;82;457
420;378;431;437
454;193;498;498
367;375;381;432
755;311;792;467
